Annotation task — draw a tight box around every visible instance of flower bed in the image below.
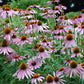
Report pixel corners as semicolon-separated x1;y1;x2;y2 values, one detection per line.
0;0;84;84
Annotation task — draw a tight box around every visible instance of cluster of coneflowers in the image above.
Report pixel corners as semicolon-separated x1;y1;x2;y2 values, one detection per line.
0;0;84;84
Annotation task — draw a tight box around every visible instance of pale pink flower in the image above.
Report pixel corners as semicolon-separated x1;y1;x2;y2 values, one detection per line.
27;57;43;70
44;75;55;84
72;22;79;33
34;20;49;32
80;63;84;79
65;60;83;78
1;27;14;40
41;11;55;19
40;9;53;16
13;62;34;80
61;47;69;54
47;0;60;4
71;47;83;58
37;46;50;59
11;56;24;62
54;6;62;14
39;6;51;10
21;13;33;19
51;25;59;34
49;47;57;53
60;15;72;26
11;34;20;44
77;15;84;22
54;33;63;40
77;24;84;35
0;10;7;19
31;74;44;84
19;10;25;15
56;15;64;22
30;4;40;8
7;10;16;17
14;27;19;32
64;59;71;66
44;29;50;33
30;19;39;23
26;7;37;14
63;34;77;48
0;40;15;55
53;71;66;84
81;9;84;17
17;35;33;47
56;26;67;34
24;25;33;34
6;52;17;59
39;38;53;48
56;67;65;76
13;9;19;15
59;4;67;10
33;44;41;51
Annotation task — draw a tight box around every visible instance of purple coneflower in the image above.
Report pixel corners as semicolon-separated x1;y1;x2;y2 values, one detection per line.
27;57;43;70
77;15;83;22
71;47;83;58
21;12;33;19
33;44;41;51
37;46;50;59
30;4;40;8
44;75;55;84
63;34;77;48
51;25;59;34
24;22;33;34
27;7;37;14
17;35;33;47
61;15;72;26
39;6;51;10
59;4;67;10
64;59;71;65
54;6;62;14
13;8;19;15
54;33;63;40
39;38;52;48
56;15;64;22
53;71;66;84
72;22;79;33
80;63;84;79
65;60;83;78
0;10;7;19
30;18;39;23
78;24;84;35
49;47;57;53
81;9;84;17
41;9;53;15
47;0;60;4
1;27;14;40
58;26;67;33
56;67;65;76
11;56;24;62
13;62;34;80
36;20;49;32
11;34;20;44
31;74;44;84
0;40;15;55
6;52;17;59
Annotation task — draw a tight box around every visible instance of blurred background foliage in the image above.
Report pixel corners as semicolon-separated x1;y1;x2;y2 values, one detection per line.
0;0;83;18
0;0;84;13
